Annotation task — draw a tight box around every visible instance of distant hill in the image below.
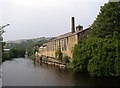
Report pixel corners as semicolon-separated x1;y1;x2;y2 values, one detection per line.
4;37;55;49
6;37;55;44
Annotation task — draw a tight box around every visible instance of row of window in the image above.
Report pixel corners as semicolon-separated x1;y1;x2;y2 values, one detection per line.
46;38;67;52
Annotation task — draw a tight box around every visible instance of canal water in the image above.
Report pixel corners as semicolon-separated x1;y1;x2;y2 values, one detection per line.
1;58;120;86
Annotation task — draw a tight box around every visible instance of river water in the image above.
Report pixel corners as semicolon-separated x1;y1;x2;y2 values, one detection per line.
1;58;120;86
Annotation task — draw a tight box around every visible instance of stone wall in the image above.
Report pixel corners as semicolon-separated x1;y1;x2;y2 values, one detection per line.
38;33;78;60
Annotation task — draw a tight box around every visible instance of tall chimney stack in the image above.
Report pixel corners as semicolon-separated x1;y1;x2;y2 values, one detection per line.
71;17;75;33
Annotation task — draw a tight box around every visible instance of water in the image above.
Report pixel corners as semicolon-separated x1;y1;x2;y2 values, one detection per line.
1;58;120;86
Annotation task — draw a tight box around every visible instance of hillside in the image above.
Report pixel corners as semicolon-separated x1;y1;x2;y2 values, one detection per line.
4;37;55;58
5;37;54;44
4;37;55;49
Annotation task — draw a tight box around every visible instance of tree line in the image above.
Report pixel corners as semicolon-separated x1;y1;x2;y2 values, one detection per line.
2;42;26;61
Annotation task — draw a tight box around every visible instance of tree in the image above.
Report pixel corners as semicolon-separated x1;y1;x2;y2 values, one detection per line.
89;2;120;76
90;2;120;38
87;34;119;76
72;37;98;72
72;2;120;76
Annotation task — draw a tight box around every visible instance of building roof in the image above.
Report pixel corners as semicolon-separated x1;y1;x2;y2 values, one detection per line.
53;28;90;40
40;28;90;47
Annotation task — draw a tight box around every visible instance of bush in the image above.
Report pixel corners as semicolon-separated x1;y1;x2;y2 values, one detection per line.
72;32;120;76
55;50;63;61
63;55;70;63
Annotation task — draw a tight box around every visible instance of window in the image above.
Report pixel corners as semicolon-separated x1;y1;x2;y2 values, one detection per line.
64;38;67;51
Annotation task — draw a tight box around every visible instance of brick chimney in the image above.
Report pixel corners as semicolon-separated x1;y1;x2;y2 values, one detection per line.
71;17;75;33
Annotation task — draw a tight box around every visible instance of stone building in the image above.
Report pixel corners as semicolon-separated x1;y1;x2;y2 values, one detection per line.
38;17;90;61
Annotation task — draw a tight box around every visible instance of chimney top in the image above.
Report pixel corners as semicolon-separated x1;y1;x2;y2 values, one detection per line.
71;17;75;33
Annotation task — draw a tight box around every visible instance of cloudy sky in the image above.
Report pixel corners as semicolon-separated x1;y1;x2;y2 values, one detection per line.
0;0;108;41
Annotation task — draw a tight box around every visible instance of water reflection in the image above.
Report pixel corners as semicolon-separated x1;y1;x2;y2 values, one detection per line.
2;58;120;86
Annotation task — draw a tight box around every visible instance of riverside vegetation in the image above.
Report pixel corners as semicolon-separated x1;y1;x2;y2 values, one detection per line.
72;2;120;77
2;37;51;61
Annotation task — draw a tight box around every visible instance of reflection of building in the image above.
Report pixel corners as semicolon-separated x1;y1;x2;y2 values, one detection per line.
38;17;90;60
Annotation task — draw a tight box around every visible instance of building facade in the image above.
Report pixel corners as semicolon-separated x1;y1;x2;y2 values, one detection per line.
37;17;90;61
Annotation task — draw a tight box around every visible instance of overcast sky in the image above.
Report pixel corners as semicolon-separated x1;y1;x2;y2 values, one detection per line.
0;0;108;41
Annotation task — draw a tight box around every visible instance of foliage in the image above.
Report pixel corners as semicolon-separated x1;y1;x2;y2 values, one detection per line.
55;50;63;61
88;33;119;76
72;2;120;76
73;32;120;76
73;37;97;72
90;2;120;38
2;50;13;61
2;47;26;61
63;55;70;63
4;37;50;59
10;48;26;58
89;2;120;76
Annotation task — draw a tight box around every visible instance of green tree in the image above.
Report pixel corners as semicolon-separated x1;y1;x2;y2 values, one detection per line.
72;37;98;72
89;2;120;76
72;2;120;76
87;35;119;76
91;2;120;38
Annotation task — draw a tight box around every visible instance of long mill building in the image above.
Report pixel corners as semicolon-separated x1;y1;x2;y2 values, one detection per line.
37;17;90;61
